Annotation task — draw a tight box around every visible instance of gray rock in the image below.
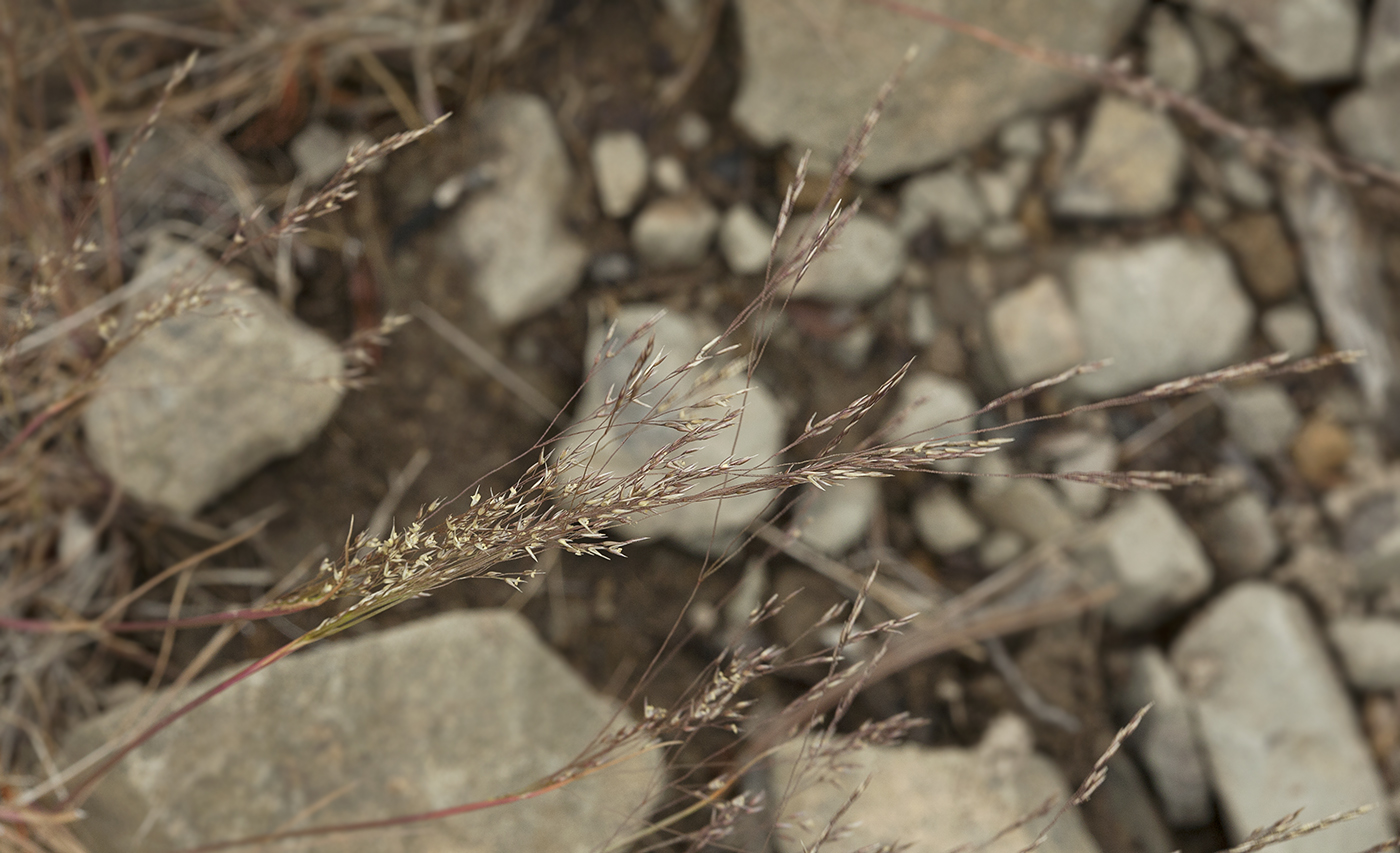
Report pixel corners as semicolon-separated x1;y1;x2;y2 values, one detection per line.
675;111;711;150
449;94;587;324
898;168;989;243
971;455;1078;546
793;478;880;556
631;195;720;269
1220;154;1274;209
558;305;784;552
591;130;649;218
1146;6;1204;92
732;0;1144;181
1053;96;1185;218
781;213;905;303
1172;583;1394;851
1069;237;1255;398
975;159;1034;220
1329;616;1400;689
1262;302;1321;357
1365;0;1400;80
1188;8;1241;71
1224;382;1303;457
1117;647;1213;828
651;155;688;195
772;714;1101;853
64;611;660;853
289;121;352;185
998;116;1045;159
981;221;1029;253
907;289;939;348
980;528;1027;569
718;203;773;275
1087;755;1178;853
1078;492;1213;630
1042;431;1119;516
83;239;343;516
987;274;1086;387
913;486;985;555
1201;491;1282;578
1185;0;1361;82
894;372;981;473
1331;77;1400;172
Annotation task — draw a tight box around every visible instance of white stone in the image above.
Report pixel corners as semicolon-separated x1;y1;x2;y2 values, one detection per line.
1069;237;1255;398
1079;492;1212;630
898;168;989;242
1042;431;1119;516
590;130;649;218
971;454;1078;546
1117;648;1213;828
1185;0;1361;82
651;155;688;195
83;238;343;516
773;714;1101;853
1224;382;1303;457
1146;6;1203;92
675;111;711;150
894;372;981;473
1172;583;1394;852
557;305;784;552
718;203;773;275
631;195;720;269
780;213;905;303
1053;96;1185;218
988;274;1086;387
289;121;351;185
449;94;587;324
793;478;880;556
980;528;1027;568
1329;616;1400;689
65;611;660;853
732;0;1144;181
1262;303;1320;357
913;487;985;555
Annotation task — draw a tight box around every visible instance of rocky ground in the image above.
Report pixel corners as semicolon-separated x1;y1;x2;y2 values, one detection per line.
17;1;1400;851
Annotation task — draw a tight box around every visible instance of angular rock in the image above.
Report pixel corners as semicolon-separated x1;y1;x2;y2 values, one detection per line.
1053;96;1185;218
1262;302;1321;357
1172;583;1394;852
1331;79;1400;173
1217;213;1300;304
781;213;905;303
1117;647;1213;828
718;203;773;275
558;305;784;552
987;274;1085;387
1146;6;1203;92
83;238;343;516
772;714;1102;853
1223;382;1302;457
631;195;720;269
1078;492;1212;630
913;486;985;555
449;94;587;324
792;478;880;556
1329;616;1400;690
1364;0;1400;81
732;0;1145;181
64;611;659;853
1185;0;1361;82
897;168;989;243
1069;237;1255;398
1201;490;1282;578
591;130;649;218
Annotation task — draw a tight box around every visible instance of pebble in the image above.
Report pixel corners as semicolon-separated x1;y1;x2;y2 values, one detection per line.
590;130;649;218
780;213;905;303
975;159;1033;221
1329;617;1400;690
731;0;1142;180
970;455;1078;546
1331;81;1400;173
1219;154;1274;209
675;111;712;150
718;203;773;275
64;611;660;853
557;305;784;553
897;167;989;243
1069;236;1255;398
630;195;720;269
1188;9;1241;71
912;486;985;555
998;116;1045;159
773;714;1101;853
1184;0;1361;82
1042;431;1119;516
1053;96;1185;219
981;220;1029;253
894;372;981;471
1223;382;1302;457
83;237;343;516
1088;755;1177;853
1077;491;1213;630
1116;647;1214;828
987;274;1086;387
1292;415;1354;490
979;528;1027;569
1262;303;1320;356
449;93;587;324
907;289;938;348
1200;490;1283;578
1171;583;1394;851
792;478;880;556
288;121;352;184
1365;0;1400;81
651;155;688;195
1216;213;1300;304
1146;6;1203;92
